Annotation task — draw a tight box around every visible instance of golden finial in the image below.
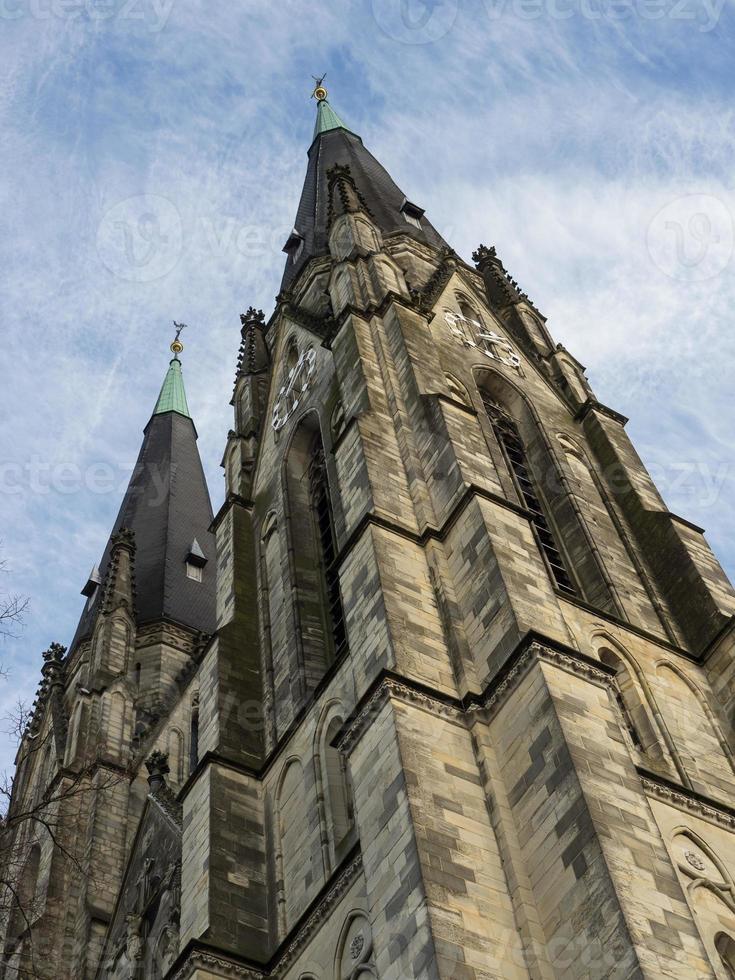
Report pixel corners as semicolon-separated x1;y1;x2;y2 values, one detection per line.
170;321;186;357
311;73;328;101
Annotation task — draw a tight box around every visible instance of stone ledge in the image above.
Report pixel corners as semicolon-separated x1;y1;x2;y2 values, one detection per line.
335;633;617;756
639;769;735;831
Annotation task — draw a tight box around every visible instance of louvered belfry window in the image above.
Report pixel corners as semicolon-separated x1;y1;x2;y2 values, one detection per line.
308;444;348;659
482;394;577;597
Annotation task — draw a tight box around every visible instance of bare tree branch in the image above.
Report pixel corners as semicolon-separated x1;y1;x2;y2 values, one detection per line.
0;546;29;641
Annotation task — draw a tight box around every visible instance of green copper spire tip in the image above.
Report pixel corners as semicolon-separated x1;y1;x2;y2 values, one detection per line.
313;98;350;139
153;357;191;418
310;77;352;140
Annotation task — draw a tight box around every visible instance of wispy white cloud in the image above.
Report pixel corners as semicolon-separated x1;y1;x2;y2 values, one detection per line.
0;0;733;770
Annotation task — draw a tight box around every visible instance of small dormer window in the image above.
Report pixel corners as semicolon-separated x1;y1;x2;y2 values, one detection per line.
400;199;424;230
81;565;102;609
185;539;207;583
283;228;304;262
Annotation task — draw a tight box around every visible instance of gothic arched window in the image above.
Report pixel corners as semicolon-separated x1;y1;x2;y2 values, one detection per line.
322;715;354;862
481;394;577;597
189;694;199;773
457;294;503;360
598;647;653;754
286;416;347;696
285;337;299;376
330;401;347;443
716;933;735;979
457;296;482;329
276;758;311;931
308;443;347;661
7;843;41;941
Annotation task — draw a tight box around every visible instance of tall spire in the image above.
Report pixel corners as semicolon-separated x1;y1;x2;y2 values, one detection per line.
69;330;216;649
281;81;448;291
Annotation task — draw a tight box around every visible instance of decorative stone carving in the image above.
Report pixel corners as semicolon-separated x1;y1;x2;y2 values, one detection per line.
339;643;618;755
672;830;735;912
685;850;707;872
641;776;735;831
125;914;144;962
338;913;375;980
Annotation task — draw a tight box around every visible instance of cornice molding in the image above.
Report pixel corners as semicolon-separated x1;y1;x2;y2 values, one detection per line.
337;675;460;756
281;301;336;340
575;397;629;427
169;949;265;980
640;771;735;831
210;492;255;532
336;639;617;756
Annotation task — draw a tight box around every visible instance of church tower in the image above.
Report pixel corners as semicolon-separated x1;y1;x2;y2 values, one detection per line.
3;85;735;979
0;340;216;979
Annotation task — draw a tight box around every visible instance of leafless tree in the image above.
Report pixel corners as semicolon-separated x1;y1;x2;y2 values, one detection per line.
0;546;29;643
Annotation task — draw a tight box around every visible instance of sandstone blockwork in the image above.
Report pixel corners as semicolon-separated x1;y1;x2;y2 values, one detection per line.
2;104;735;980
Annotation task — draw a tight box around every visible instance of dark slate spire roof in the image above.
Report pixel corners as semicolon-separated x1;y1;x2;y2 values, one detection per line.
70;358;216;650
281;93;449;290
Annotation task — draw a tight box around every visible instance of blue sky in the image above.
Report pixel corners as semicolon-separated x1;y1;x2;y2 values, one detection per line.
1;0;734;773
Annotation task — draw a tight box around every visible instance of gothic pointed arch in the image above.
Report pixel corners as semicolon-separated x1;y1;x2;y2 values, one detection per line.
716;933;735;978
6;842;42;943
166;727;184;786
473;369;577;598
284;335;299;376
91;623;105;675
64;698;89;769
188;691;199;774
669;828;735;973
284;411;346;695
473;368;620;611
314;701;355;870
592;633;664;762
101;689;129;758
274;756;311;932
107;615;131;675
656;661;735;792
444;373;471;407
334;910;376;979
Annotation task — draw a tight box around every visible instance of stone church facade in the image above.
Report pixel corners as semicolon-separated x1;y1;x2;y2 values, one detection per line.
2;87;735;979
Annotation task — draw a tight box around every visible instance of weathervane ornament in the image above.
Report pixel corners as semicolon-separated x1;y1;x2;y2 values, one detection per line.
170;321;187;357
311;73;328;101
